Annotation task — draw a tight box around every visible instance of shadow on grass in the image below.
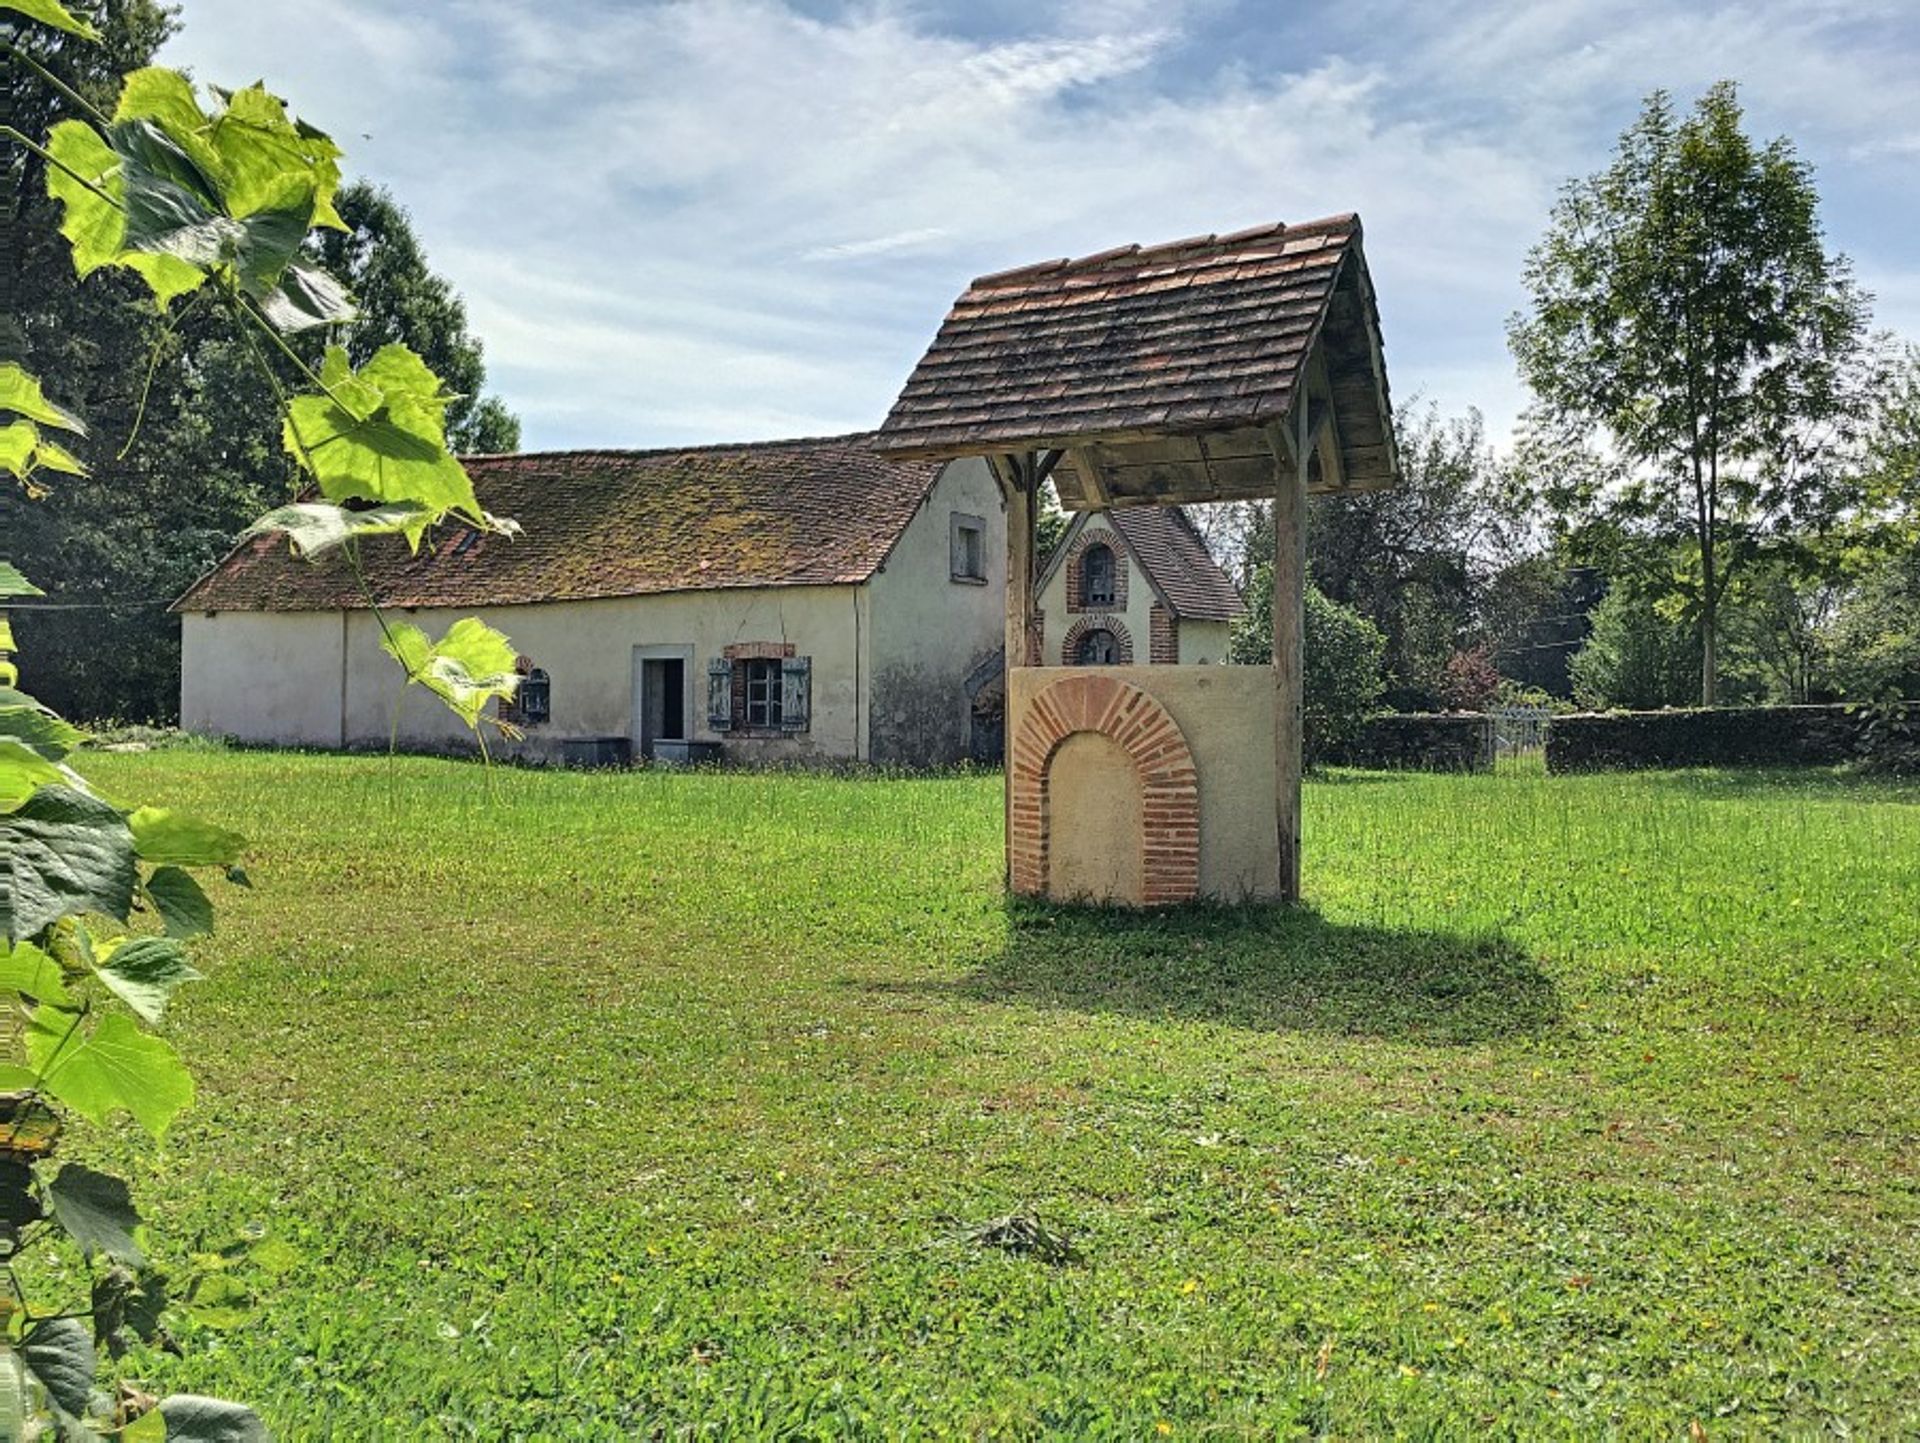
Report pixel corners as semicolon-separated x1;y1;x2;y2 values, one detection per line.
873;902;1561;1045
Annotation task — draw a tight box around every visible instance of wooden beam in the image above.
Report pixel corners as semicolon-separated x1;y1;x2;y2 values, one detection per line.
1068;446;1112;508
1265;408;1308;905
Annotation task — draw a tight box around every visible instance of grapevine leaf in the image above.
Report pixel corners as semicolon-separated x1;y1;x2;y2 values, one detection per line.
0;363;87;434
159;1393;271;1443
258;257;357;333
48;1163;146;1265
127;805;245;866
21;1316;94;1419
125;1408;167;1443
27;1009;194;1139
3;0;102;39
0;940;72;1006
0;564;44;597
94;1263;171;1359
146;864;214;937
206;81;345;227
0;737;65;812
380;618;520;728
45;119;208;307
0;421;34;478
284;343;482;525
0;697;88;760
240;499;431;557
92;934;202;1024
1;785;137;943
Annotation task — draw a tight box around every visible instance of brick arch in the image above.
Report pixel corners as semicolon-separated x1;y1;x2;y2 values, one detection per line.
1010;673;1200;904
1064;527;1128;613
1060;614;1133;666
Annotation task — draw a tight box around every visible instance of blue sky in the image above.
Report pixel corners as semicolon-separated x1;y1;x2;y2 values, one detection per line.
161;0;1920;453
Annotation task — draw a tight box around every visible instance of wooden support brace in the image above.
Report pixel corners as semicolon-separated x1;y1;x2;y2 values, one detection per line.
1265;410;1308;904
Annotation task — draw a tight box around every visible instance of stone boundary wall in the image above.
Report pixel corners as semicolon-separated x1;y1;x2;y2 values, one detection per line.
1331;713;1496;773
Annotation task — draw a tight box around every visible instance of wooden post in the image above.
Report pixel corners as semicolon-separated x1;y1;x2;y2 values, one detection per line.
994;453;1038;889
1272;405;1308;902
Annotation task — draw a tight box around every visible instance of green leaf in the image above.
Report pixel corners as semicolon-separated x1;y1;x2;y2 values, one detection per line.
0;737;65;812
45;118;208;307
1;785;137;943
94;1263;171;1361
0;564;44;598
205;81;344;227
0;363;87;434
284;343;482;524
2;0;102;40
0;697;88;760
128;806;245;867
159;1394;271;1443
259;257;357;333
0;420;35;478
27;1009;194;1140
21;1316;94;1419
185;1273;253;1330
240;499;432;558
381;617;521;729
91;933;202;1024
0;940;73;1006
146;865;214;938
48;1163;146;1266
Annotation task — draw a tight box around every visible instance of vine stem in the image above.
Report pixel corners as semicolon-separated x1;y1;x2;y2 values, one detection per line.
118;288;206;461
2;39;113;126
0;124;120;207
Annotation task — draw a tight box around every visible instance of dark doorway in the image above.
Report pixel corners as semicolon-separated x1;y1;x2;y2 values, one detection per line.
640;657;686;758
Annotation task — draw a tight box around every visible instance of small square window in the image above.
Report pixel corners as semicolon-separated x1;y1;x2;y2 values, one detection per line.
951;513;986;582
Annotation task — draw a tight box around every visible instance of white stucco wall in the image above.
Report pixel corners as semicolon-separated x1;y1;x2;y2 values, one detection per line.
1035;520;1160;667
863;457;1006;765
182;584;868;763
1178;619;1233;665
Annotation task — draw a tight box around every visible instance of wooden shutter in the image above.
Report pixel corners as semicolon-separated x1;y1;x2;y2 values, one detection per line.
706;657;733;731
779;656;810;732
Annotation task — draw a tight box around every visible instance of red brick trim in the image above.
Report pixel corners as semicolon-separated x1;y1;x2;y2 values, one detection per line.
1009;673;1200;905
1060;614;1133;665
1149;604;1177;663
1063;528;1127;613
724;641;795;660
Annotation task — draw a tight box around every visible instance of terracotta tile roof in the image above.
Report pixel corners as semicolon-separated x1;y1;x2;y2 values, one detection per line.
874;214;1365;458
1108;508;1245;622
174;435;943;613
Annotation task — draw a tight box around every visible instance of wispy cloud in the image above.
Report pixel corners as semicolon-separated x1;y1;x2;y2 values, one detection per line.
157;0;1918;450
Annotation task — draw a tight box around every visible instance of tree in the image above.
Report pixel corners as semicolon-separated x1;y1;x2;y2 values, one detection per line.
307;181;519;454
1510;81;1872;705
1569;583;1701;710
1230;568;1386;764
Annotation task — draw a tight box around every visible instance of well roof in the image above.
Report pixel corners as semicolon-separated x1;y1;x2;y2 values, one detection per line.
174;435;943;613
873;212;1397;502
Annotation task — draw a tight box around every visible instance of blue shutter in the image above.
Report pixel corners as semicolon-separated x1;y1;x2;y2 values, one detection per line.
707;658;733;731
780;656;810;732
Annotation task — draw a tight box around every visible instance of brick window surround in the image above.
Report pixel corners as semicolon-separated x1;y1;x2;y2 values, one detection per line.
1149;604;1178;663
1009;673;1201;905
1064;529;1128;613
1060;614;1134;665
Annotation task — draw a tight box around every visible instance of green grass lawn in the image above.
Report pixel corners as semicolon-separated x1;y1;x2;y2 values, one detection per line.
65;752;1920;1438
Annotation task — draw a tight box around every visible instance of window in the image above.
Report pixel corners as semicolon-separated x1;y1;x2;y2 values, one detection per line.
520;668;551;725
950;512;986;582
708;653;811;734
1077;629;1119;666
1082;543;1115;607
743;658;783;729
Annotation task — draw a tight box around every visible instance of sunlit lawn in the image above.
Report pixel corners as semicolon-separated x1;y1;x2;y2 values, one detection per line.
73;751;1920;1437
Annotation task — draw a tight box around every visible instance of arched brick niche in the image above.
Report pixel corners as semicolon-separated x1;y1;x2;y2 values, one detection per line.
1009;673;1200;905
1060;614;1134;666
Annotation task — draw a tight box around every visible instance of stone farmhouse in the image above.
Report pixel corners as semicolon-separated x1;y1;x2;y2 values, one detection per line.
1035;507;1243;667
175;434;1241;767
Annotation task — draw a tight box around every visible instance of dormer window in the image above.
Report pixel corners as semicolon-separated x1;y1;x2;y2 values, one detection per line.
1082;543;1116;607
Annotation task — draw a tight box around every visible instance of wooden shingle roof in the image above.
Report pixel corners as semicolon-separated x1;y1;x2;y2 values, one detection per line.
875;212;1397;506
174;435;943;613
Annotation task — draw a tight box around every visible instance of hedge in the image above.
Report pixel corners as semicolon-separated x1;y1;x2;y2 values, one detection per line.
1545;703;1912;773
1329;713;1496;773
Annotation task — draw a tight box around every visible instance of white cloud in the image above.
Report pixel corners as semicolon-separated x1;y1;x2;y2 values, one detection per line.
157;0;1917;452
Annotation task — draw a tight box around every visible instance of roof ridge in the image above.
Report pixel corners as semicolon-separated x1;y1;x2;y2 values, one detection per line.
969;213;1358;291
459;430;882;464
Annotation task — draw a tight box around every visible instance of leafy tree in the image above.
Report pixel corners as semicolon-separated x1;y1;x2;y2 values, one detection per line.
1569;583;1701;710
1510;81;1872;705
1435;645;1501;712
1231;568;1386;764
1827;548;1920;701
307;181;519;454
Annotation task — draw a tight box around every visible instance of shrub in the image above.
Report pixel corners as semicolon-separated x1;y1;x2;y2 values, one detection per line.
1569;587;1700;709
1231;568;1387;764
1436;645;1502;711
